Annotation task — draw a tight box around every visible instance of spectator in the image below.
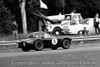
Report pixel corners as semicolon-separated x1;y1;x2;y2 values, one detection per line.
12;21;18;40
82;27;89;36
78;27;89;36
94;13;100;34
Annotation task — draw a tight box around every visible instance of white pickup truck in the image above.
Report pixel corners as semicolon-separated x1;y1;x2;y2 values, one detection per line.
65;13;88;34
46;13;86;35
39;12;93;35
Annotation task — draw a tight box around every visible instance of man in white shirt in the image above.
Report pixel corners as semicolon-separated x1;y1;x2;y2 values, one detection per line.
94;13;100;34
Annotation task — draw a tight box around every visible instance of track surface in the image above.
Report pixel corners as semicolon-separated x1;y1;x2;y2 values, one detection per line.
0;40;100;67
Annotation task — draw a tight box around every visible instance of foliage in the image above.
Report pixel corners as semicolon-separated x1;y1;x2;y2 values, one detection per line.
3;0;40;32
42;0;100;18
2;0;100;34
0;0;14;36
26;0;40;32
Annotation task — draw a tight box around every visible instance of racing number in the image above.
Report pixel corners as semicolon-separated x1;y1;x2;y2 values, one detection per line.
52;37;58;45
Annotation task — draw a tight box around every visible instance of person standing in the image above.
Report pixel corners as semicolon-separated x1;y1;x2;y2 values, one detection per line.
94;13;100;34
12;21;18;40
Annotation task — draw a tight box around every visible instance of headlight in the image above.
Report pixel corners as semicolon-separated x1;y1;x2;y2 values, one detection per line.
27;34;40;38
35;35;39;37
27;34;35;38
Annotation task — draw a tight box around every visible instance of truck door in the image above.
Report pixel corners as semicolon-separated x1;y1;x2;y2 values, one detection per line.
69;15;83;34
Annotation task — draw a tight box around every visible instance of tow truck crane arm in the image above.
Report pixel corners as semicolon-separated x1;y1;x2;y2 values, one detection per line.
32;12;61;24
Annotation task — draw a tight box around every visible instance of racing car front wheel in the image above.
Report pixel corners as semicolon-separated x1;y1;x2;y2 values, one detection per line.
21;43;30;51
21;47;30;51
34;39;44;51
62;39;71;49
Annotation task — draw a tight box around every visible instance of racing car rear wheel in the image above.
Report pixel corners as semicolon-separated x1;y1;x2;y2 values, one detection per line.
62;39;71;49
34;39;44;51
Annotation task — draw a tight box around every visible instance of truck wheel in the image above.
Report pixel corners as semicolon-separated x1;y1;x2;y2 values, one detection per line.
34;39;44;51
53;27;62;35
62;39;71;49
78;30;82;35
51;45;58;50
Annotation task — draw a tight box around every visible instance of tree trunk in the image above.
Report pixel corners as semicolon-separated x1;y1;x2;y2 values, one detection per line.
21;0;27;34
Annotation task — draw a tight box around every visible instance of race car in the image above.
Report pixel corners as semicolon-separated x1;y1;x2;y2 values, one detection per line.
17;31;72;51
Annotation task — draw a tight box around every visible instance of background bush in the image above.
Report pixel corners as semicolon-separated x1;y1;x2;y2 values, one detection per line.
0;0;14;36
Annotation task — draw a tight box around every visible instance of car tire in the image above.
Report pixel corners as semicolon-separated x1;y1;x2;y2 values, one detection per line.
62;39;71;49
78;30;82;35
21;43;30;51
34;39;44;51
21;47;30;52
52;27;62;35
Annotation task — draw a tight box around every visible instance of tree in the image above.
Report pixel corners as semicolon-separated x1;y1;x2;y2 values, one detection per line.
26;0;40;32
70;0;100;18
42;0;66;15
21;0;27;34
3;0;22;32
4;0;41;32
42;0;100;18
0;0;14;36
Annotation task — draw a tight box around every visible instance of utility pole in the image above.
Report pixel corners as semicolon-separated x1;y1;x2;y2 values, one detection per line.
20;0;27;34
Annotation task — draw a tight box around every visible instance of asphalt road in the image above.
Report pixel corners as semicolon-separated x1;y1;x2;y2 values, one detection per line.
0;41;100;67
0;40;100;67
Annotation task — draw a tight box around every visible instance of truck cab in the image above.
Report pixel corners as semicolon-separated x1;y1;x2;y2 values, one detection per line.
65;13;89;34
